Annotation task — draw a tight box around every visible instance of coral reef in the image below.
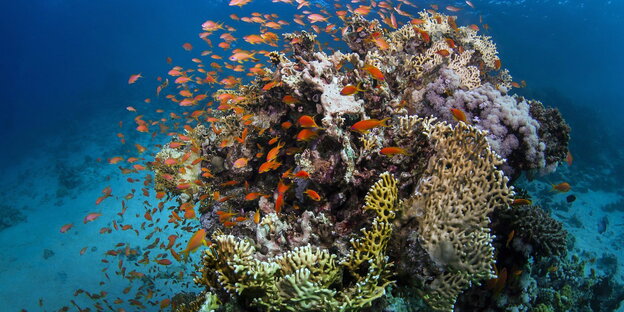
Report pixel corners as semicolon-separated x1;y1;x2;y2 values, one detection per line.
456;253;624;312
153;9;572;312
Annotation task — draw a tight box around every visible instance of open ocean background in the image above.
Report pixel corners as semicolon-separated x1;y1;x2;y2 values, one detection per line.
1;0;622;311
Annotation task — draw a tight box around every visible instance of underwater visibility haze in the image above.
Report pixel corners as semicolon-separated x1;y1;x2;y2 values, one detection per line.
1;0;623;311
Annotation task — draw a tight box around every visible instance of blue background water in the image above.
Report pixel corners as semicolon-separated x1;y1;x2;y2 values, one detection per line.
1;0;622;310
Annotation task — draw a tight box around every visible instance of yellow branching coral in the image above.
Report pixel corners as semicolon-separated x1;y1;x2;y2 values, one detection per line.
187;173;399;312
339;172;398;309
410;121;513;312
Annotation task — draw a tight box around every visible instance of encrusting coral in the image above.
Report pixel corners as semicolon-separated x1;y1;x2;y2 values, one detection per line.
152;9;572;312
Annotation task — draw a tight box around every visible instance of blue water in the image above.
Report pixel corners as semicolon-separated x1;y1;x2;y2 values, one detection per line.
1;0;622;311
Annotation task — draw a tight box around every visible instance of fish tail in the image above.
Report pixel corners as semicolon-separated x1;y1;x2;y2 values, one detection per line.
356;81;366;92
380;117;391;127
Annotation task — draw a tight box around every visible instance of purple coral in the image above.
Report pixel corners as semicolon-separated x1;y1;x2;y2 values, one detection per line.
416;67;554;176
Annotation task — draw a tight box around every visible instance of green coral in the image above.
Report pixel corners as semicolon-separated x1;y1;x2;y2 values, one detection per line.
533;303;555;312
185;172;399;312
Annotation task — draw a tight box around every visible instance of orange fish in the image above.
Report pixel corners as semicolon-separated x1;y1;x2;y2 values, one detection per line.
281;121;293;129
164;158;177;166
108;156;124;164
277;180;290;194
128;73;142;84
304;189;321;201
182;43;193;51
307;13;328;23
340;83;366;96
229;51;257;63
253;209;261;224
415;28;430;43
60;223;74;233
446;5;462;12
262;80;280;91
435;49;450;57
350;118;390;133
258;160;281;173
551;182;571;193
155;259;172;265
268;136;280;146
362;64;385;80
229;0;252;7
505;230;515;248
233;157;249;168
450;108;467;123
181;229;207;257
296;129;319;141
298;115;322;128
293;170;310;179
354;5;371;15
245;192;266;201
223;221;237;227
566;151;573;166
83;213;102;224
275;193;284;214
445;38;457;49
380;147;409;156
282;95;299;104
177;183;192;190
184;208;196;219
512;198;532;206
267;141;285;161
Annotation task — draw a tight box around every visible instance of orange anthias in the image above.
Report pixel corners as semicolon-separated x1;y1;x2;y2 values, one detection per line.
362;64;385;80
340;83;366;96
296;129;319;141
298;115;322;128
450;108;467;123
379;147;409;156
180;229;207;257
304;189;321;201
551;182;571;193
128;73;142;84
233;157;249;168
350;118;390;133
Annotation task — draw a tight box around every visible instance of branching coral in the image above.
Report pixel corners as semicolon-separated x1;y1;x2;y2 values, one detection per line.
187;173;398;312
